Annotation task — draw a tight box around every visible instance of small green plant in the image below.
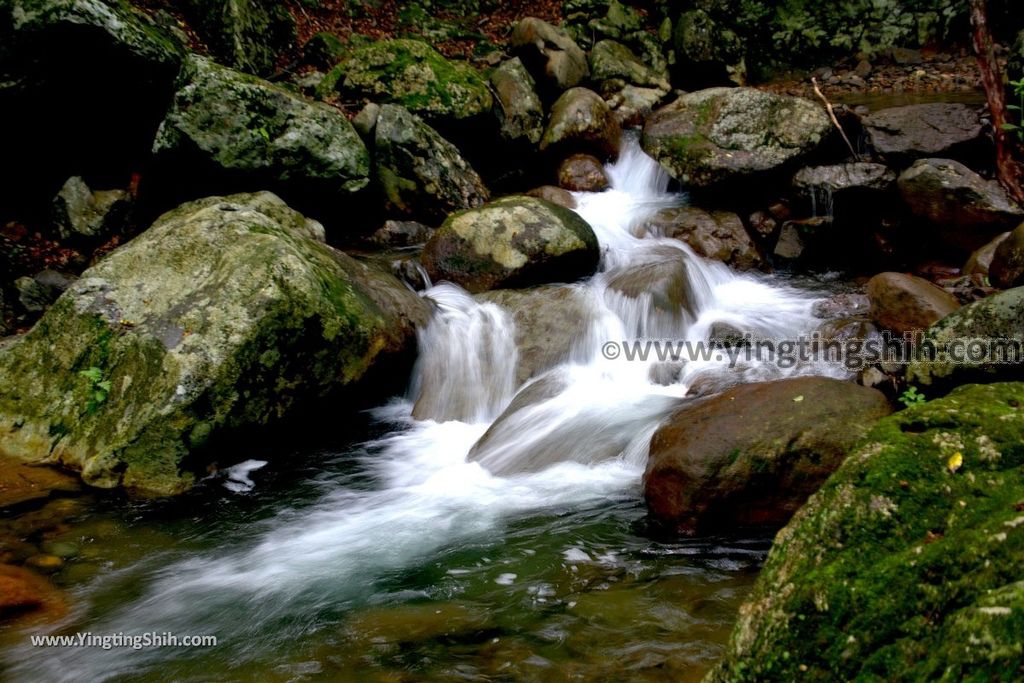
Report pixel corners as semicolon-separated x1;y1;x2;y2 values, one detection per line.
256;126;271;142
898;386;926;408
1002;77;1024;143
78;366;112;413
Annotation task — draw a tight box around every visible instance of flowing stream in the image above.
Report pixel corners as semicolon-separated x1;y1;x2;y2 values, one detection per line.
2;139;849;681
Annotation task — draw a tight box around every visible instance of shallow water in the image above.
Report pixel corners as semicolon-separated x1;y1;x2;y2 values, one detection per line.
2;137;844;682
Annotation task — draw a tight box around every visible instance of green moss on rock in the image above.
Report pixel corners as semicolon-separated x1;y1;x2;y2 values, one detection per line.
0;192;427;496
709;382;1024;682
325;38;491;123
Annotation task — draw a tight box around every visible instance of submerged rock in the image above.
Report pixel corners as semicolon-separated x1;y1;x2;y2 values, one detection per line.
421;196;599;293
642;88;830;189
866;272;960;335
557;154;610;192
604;245;696;335
643;207;763;270
0;456;79;512
990;222;1024;288
510;17;589;94
181;0;294;76
374;104;489;222
906;286;1024;387
0;564;66;622
863;103;984;163
540;87;622;159
0;193;428;495
153;56;370;213
709;382;1024;682
644;377;892;535
490;58;544;146
898;159;1023;249
323;38;491;125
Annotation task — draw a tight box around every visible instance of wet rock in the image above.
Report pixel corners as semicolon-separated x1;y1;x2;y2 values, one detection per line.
0;457;79;512
990;223;1024;288
642;88;830;189
643;207;763;270
0;564;65;621
526;186;577;209
51;177;131;244
644;377;892;535
963;232;1012;277
421;196;599;293
907;286;1024;387
604;245;696;334
866;272;960;334
863;103;984;163
557;154;610;192
181;0;294;77
709;382;1024;683
367;220;434;249
589;40;669;89
24;555;63;573
510;17;589;94
152;55;370;214
322;39;491;125
344;601;493;645
374;104;489;222
673;9;746;88
0;192;428;495
813;292;871;319
792;163;896;197
490;58;544;146
540;88;622;159
771;217;832;264
897;159;1023;250
479;288;594;385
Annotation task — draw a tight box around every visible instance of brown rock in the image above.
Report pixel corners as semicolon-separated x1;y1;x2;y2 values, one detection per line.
963;231;1011;277
525;185;576;209
866;272;960;334
989;222;1024;288
556;154;609;192
0;457;80;512
0;564;66;621
644;377;893;534
540;87;621;159
644;206;763;270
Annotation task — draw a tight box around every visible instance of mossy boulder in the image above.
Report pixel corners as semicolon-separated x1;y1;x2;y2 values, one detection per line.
0;0;184;211
373;104;489;222
589;39;669;90
541;87;622;159
0;193;428;496
421;196;599;293
709;382;1024;682
181;0;295;77
645;377;892;535
642;88;830;189
906;286;1024;388
322;39;491;125
152;55;370;218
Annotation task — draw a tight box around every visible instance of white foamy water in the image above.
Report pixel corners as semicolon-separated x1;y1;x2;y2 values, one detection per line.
5;138;846;681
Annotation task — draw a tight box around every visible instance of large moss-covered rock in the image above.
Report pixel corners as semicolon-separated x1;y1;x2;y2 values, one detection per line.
642;88;830;189
182;0;295;77
152;56;370;214
0;193;428;496
906;286;1024;387
709;382;1024;682
0;0;184;210
373;104;488;222
421;196;599;293
645;377;892;535
589;39;669;90
323;39;491;125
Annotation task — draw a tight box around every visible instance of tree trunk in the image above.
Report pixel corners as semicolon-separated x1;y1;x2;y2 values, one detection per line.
969;0;1024;205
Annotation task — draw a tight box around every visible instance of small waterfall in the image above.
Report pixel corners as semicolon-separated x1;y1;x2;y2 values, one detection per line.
810;185;835;220
409;283;517;424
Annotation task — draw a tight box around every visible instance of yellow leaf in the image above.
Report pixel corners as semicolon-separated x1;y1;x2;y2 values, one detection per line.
793;395;804;402
947;452;963;473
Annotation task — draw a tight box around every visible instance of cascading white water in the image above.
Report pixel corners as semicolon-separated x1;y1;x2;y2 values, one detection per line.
6;138;849;682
